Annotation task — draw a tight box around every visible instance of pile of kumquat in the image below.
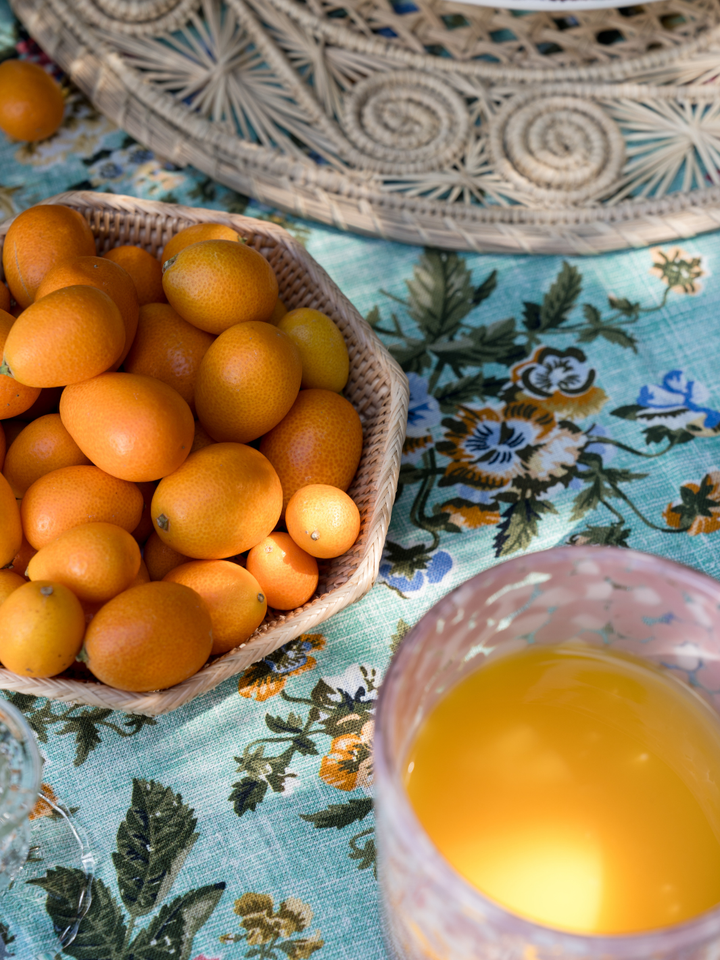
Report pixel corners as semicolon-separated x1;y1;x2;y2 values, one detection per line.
0;204;362;693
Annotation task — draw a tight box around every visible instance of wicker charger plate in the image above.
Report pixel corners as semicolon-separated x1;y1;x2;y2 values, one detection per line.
0;191;409;715
12;0;720;254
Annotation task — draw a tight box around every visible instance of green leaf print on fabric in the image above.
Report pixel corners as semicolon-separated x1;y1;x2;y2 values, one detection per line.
403;248;476;343
569;520;632;547
493;499;558;559
301;799;376;876
220;892;323;958
1;694;156;766
113;779;199;918
347;831;376;874
300;798;372;831
372;247;720;567
29;779;223;959
231;668;378;874
30;869;126;960
0;921;15;958
128;884;225;960
389;619;411;655
537;261;582;335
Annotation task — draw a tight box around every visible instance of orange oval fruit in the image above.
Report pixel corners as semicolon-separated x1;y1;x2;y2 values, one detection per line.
82;581;213;692
36;256;140;365
162;239;278;334
0;568;25;605
143;530;191;581
246;532;319;611
27;521;142;604
0;309;41;418
277;308;350;392
3;413;91;497
151;442;282;559
162;222;239;265
260;389;363;512
81;557;151;628
59;372;195;482
286;484;361;559
0;580;85;678
0;470;21;567
103;245;166;306
195;321;301;443
163;560;267;655
123;303;214;413
21;464;143;550
3;204;96;309
0;61;64;142
2;285;125;387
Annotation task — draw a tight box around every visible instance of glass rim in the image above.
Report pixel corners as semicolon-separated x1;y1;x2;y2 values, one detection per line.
374;544;720;952
0;698;42;827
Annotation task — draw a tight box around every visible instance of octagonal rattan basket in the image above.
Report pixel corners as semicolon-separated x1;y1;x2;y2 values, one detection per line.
0;191;409;715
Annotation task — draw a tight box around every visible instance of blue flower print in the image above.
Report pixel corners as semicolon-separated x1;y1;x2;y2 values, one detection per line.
379;549;453;594
406;373;441;438
635;370;720;434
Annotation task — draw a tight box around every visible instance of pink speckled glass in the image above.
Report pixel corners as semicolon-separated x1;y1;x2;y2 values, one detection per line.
375;546;720;960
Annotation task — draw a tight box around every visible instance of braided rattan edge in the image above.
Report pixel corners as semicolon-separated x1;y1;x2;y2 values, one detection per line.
0;191;409;715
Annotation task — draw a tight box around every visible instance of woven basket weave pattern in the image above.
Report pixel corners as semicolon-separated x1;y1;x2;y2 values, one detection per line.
12;0;720;253
0;192;409;715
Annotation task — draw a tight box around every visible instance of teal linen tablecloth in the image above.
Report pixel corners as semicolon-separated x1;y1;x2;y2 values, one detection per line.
3;4;720;956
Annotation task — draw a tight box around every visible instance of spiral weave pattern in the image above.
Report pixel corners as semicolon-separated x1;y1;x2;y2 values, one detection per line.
343;70;469;174
74;0;200;34
490;95;626;205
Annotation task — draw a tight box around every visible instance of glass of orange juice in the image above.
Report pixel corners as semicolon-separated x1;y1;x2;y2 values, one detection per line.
375;545;720;960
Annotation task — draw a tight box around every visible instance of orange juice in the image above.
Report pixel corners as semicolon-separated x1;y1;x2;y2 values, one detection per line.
404;643;720;934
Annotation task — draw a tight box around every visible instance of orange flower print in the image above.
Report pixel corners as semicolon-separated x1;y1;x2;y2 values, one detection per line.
30;783;58;821
438;402;554;490
437;400;585;496
439;498;501;530
319;720;374;792
238;634;325;701
510;347;607;420
221;891;324;957
403;434;432;457
650;247;704;295
663;471;720;535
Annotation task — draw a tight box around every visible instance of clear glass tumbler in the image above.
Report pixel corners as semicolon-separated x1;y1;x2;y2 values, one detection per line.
375;545;720;960
0;698;41;890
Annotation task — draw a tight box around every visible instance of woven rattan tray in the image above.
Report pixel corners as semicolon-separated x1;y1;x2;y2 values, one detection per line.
0;191;409;715
12;0;720;254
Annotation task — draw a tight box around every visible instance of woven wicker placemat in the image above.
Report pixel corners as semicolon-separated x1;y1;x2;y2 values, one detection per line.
11;0;720;252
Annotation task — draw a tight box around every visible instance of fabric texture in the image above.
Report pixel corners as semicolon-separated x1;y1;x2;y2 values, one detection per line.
2;4;720;957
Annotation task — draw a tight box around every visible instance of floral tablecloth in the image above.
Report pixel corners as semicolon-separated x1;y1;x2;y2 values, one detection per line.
2;2;720;957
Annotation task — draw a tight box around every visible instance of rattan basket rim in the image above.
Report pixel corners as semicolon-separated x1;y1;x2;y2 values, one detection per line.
0;191;409;715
